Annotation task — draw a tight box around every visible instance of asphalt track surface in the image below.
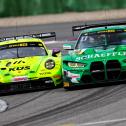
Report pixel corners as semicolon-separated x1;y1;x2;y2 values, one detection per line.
0;19;126;126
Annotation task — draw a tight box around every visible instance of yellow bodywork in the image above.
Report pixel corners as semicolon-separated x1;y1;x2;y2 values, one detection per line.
0;38;62;87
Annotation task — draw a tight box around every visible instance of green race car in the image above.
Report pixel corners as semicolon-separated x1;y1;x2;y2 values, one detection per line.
0;32;62;93
63;22;126;89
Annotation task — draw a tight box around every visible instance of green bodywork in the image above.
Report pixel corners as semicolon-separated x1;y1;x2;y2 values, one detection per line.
63;25;126;88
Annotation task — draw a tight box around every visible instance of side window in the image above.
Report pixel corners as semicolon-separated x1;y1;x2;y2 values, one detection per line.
118;32;126;44
76;33;105;49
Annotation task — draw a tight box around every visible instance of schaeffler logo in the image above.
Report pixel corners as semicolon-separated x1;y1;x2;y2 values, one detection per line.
76;51;126;60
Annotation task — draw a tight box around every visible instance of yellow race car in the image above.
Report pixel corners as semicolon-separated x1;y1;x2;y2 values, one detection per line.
0;32;62;93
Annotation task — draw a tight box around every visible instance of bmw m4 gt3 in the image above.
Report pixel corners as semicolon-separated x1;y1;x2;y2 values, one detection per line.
63;22;126;89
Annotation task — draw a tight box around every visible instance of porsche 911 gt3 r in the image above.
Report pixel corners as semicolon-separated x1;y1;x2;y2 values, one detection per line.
63;22;126;89
0;32;62;93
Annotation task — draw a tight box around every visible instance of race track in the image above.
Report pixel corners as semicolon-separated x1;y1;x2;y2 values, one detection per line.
0;20;126;126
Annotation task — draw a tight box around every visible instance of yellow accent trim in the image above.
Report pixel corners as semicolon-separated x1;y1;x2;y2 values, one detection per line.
64;82;70;87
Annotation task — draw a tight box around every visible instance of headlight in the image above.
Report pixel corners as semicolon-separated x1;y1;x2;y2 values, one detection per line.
68;62;86;67
45;59;55;69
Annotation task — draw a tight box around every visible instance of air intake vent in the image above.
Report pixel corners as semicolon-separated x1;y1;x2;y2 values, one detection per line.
81;75;92;83
90;61;105;80
106;60;121;80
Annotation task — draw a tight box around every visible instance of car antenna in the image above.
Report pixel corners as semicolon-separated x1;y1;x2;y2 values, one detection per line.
104;7;109;49
104;7;109;29
15;19;19;40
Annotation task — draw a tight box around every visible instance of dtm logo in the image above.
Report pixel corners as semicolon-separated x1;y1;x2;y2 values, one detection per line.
9;66;30;71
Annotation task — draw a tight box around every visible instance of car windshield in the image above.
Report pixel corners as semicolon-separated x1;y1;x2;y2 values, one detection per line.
75;30;126;49
0;46;47;60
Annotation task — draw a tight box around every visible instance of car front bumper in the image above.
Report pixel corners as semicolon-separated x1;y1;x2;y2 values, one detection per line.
63;70;126;88
0;77;55;94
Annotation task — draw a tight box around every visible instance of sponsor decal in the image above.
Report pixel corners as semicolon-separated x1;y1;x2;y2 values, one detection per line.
9;66;30;71
9;43;28;48
0;42;43;50
67;72;80;83
68;71;80;78
45;80;53;83
98;30;115;33
39;72;51;75
6;60;25;67
13;60;25;64
53;75;61;79
76;51;126;60
71;78;79;83
13;76;28;82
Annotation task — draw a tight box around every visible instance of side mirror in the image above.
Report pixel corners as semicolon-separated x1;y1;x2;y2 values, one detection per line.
63;44;74;50
52;48;60;57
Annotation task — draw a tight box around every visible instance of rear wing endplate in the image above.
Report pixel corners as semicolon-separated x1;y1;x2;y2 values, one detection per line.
72;21;126;36
72;25;86;36
0;32;56;42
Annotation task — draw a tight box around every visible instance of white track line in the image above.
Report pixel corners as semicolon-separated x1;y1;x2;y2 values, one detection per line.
77;118;126;126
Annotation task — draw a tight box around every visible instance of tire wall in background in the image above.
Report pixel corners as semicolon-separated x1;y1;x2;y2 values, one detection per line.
0;0;126;17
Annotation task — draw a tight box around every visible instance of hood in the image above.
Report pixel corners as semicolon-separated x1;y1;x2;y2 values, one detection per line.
67;45;126;62
0;56;45;76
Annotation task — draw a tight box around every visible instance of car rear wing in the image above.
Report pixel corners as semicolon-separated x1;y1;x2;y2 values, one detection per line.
31;32;56;40
72;21;126;36
0;32;56;42
72;25;87;36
